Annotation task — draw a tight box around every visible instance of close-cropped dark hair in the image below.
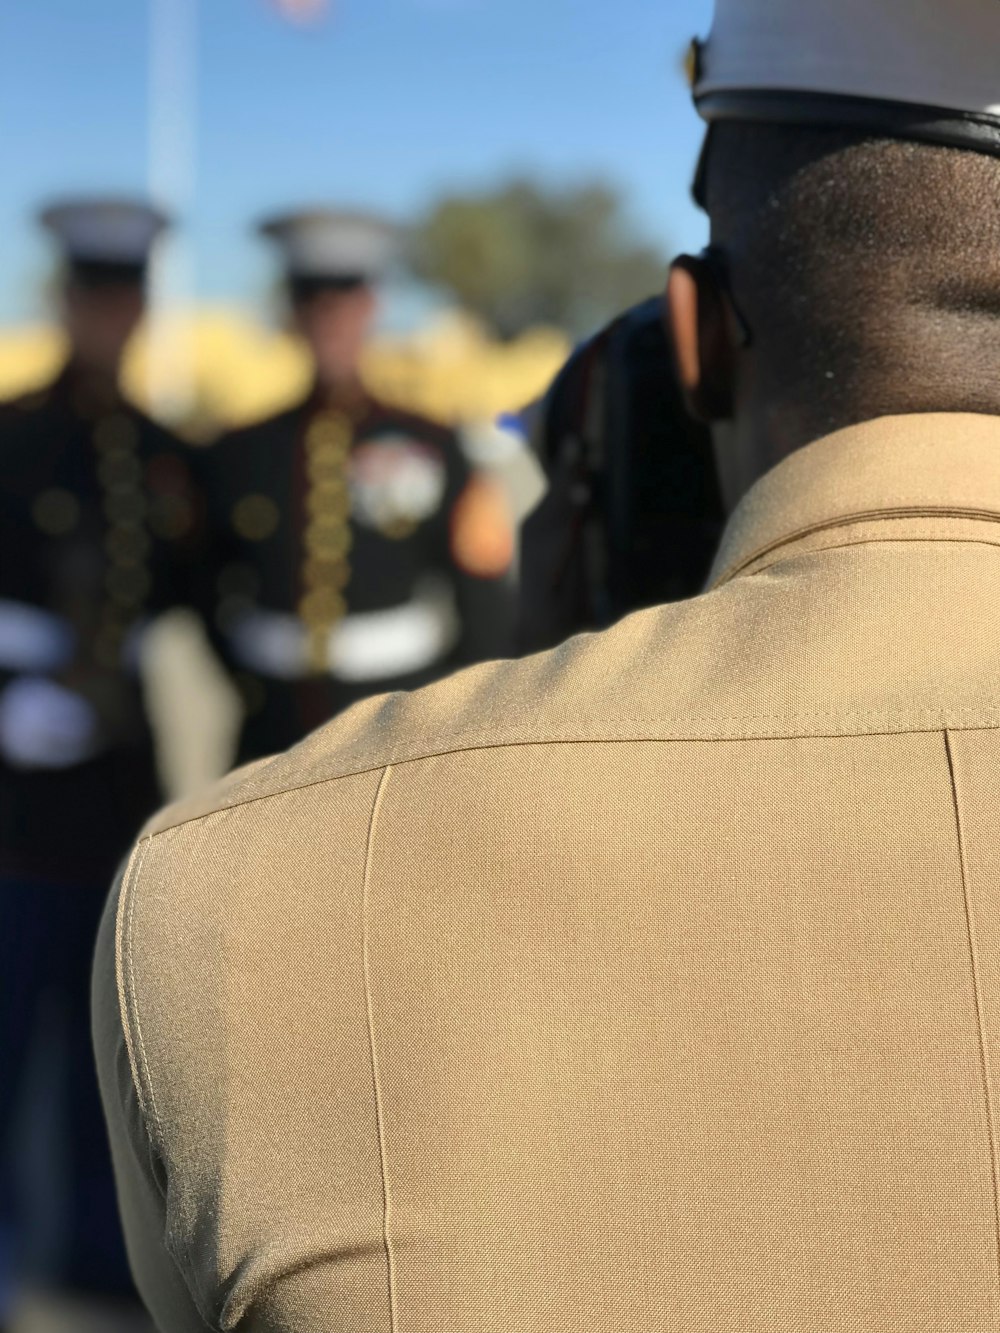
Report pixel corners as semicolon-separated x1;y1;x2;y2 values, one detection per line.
703;122;1000;434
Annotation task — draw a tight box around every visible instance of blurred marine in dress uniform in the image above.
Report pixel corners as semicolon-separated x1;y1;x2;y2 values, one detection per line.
0;199;200;1328
200;210;516;763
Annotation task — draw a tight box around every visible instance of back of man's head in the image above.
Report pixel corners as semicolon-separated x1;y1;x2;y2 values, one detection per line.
704;125;1000;444
667;0;1000;485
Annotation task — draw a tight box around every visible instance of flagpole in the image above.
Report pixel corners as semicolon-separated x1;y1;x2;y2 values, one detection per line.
146;0;198;421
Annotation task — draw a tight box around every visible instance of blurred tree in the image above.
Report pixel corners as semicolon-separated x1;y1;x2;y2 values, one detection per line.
411;180;667;340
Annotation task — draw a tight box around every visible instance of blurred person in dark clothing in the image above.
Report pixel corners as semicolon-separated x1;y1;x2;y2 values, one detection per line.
519;297;726;654
199;209;516;764
0;198;200;1331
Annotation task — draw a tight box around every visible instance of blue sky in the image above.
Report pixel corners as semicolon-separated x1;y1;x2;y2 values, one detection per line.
0;0;713;326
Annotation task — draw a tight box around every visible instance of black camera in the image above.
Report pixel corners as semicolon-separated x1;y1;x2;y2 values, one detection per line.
519;297;726;653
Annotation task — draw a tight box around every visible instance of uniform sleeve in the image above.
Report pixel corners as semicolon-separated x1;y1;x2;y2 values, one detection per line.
91;859;214;1333
91;769;395;1332
437;435;518;665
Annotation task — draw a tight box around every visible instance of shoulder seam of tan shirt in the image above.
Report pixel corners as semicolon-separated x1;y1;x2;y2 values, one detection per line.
944;727;1000;1282
362;765;400;1333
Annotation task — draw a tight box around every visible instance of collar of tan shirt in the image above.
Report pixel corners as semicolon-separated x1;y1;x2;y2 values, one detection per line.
708;412;1000;588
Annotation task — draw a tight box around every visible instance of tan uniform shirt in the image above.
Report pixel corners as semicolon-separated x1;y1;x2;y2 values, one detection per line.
94;413;1000;1333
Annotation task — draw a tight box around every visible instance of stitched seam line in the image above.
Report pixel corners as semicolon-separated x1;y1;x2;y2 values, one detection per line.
114;839;147;1116
119;836;164;1144
714;508;1000;585
739;533;1000;579
142;718;1000;841
362;766;398;1333
944;729;1000;1301
115;840;217;1329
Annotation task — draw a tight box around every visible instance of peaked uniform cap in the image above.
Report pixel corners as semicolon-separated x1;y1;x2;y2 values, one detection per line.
694;0;1000;158
258;208;399;283
39;197;170;265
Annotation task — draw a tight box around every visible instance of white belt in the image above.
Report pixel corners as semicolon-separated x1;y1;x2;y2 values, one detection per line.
227;584;460;684
0;600;75;673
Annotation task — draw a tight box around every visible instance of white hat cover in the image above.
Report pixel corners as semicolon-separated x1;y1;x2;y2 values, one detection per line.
39;198;170;265
693;0;1000;156
259;209;399;282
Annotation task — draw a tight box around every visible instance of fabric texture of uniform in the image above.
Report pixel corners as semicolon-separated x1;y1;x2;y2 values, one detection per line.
96;412;1000;1332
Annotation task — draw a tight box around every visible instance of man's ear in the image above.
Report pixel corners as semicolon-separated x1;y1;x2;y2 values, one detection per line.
666;255;737;423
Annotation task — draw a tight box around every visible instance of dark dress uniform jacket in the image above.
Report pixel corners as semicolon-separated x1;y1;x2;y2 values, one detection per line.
0;366;201;886
200;388;516;763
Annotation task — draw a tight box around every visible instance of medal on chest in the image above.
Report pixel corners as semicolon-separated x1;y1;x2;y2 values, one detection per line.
349;434;448;540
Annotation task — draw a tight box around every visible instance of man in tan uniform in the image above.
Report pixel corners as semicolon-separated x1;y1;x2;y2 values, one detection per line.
94;1;1000;1329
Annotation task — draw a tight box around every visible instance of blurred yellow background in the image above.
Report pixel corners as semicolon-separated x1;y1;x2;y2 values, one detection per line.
0;307;569;432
